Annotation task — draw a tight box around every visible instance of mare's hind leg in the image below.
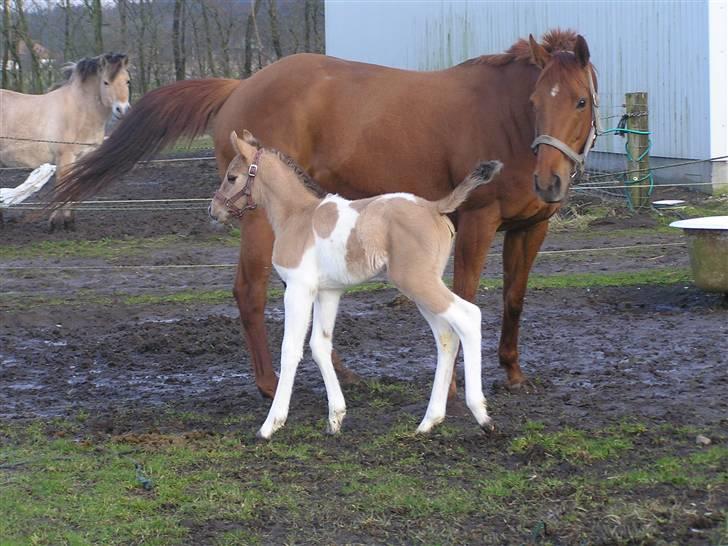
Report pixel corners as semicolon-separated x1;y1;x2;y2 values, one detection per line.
309;289;347;434
258;282;316;440
414;305;460;433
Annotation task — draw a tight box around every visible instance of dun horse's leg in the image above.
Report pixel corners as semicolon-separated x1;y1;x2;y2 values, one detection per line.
258;283;316;440
235;210;279;398
499;220;549;390
49;157;75;232
415;304;460;433
309;289;347;434
450;208;500;397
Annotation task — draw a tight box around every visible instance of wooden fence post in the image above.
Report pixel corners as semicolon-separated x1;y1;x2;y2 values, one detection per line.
625;92;650;209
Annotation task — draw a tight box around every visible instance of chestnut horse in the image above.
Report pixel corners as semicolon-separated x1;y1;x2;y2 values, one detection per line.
52;30;599;399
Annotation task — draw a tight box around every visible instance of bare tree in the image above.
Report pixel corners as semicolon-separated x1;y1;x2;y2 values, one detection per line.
243;0;263;77
83;0;104;54
200;0;216;77
15;0;43;92
117;0;128;51
1;0;10;89
172;0;186;80
267;0;282;59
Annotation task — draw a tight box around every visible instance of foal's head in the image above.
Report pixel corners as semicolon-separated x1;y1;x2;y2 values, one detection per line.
528;34;598;203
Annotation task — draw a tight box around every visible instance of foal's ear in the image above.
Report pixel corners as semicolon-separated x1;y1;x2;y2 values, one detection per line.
528;34;551;69
242;129;262;149
230;130;256;161
574;35;590;68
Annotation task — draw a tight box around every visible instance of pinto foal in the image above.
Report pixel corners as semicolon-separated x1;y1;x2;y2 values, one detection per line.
211;131;502;439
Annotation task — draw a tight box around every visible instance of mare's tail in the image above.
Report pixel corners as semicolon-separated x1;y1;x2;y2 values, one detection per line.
52;78;240;204
435;160;503;214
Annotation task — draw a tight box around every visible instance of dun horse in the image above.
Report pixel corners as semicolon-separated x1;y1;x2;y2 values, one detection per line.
53;31;599;398
212;130;502;438
1;53;131;229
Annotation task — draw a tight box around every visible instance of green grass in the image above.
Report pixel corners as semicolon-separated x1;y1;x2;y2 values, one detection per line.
1;413;725;545
0;234;239;261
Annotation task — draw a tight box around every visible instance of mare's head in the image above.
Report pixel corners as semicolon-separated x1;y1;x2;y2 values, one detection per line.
69;53;131;119
528;34;598;203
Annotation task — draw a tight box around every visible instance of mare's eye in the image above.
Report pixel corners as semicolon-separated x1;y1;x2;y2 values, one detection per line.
577;98;587;109
227;174;237;183
103;81;109;86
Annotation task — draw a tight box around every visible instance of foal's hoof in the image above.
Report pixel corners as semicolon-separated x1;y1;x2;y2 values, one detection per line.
255;429;272;441
480;418;496;434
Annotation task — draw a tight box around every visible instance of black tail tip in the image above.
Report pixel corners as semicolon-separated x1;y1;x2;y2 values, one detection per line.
472;160;503;182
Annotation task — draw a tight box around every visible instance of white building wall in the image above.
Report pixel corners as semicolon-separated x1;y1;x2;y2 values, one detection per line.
326;0;727;165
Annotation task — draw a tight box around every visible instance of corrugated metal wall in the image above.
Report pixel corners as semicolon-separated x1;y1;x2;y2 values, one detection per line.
325;0;713;161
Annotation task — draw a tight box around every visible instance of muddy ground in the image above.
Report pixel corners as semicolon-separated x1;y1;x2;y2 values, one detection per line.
1;160;726;544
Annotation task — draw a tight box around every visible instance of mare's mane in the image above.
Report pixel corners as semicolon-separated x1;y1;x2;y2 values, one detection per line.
460;29;579;67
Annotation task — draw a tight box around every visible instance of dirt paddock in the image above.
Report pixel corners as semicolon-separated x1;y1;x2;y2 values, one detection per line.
1;160;726;544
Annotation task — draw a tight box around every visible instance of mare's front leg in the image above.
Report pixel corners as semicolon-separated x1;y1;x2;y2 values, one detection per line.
499;220;549;390
234;209;279;398
258;282;316;439
450;207;500;397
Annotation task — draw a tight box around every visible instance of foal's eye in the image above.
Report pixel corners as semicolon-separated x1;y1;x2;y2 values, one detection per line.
227;174;237;183
577;98;587;109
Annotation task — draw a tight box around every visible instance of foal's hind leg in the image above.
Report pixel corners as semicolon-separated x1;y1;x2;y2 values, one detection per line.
415;305;460;434
309;290;347;434
258;283;316;440
441;296;493;431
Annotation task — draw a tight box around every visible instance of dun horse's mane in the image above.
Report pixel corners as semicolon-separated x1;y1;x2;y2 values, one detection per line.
50;53;127;90
461;29;578;67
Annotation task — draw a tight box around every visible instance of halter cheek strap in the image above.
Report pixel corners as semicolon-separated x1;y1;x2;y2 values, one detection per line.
214;148;263;218
531;69;600;176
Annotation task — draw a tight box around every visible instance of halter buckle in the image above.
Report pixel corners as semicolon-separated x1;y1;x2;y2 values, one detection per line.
248;164;258;177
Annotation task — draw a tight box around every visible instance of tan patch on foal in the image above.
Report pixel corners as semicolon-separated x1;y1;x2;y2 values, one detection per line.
313;201;338;239
272;212;316;269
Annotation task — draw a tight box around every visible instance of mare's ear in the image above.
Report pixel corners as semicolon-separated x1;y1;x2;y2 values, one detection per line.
230;130;255;161
98;54;108;69
528;34;550;69
574;35;590;67
121;54;129;67
242;129;262;149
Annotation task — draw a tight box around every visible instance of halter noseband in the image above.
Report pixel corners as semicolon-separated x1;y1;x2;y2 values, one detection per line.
213;148;263;218
531;69;601;176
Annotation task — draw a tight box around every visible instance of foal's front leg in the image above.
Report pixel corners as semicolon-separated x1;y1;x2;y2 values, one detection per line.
257;283;316;440
309;290;347;434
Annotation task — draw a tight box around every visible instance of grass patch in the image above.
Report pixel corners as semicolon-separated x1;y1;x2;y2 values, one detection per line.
0;233;239;261
0;414;725;544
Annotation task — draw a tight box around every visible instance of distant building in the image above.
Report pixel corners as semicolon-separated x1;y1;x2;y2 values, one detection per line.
325;0;727;194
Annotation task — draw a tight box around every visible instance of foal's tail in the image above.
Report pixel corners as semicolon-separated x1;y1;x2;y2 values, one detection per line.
51;78;240;204
436;160;503;214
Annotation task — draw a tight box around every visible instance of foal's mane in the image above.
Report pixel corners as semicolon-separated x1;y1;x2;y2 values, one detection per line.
51;53;128;90
460;29;579;67
271;149;328;198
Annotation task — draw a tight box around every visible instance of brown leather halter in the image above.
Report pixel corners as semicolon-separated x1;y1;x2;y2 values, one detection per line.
213;148;263;218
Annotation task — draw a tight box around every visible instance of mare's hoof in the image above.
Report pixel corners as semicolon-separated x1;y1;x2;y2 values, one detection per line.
256;380;278;400
505;378;538;394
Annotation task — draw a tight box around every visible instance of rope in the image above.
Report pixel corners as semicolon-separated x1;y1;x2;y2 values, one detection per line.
0;135;97;146
0;242;687;272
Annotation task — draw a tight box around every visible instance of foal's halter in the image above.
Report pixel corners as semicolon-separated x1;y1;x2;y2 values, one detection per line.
531;69;601;176
214;149;263;218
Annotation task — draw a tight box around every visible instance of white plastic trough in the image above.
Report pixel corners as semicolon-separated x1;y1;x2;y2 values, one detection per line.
669;216;728;294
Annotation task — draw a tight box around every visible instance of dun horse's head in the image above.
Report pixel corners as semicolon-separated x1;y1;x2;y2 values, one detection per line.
97;53;131;120
210;130;264;224
528;34;598;203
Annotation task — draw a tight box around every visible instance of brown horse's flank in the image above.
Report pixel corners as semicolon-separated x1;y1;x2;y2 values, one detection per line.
51;30;598;398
